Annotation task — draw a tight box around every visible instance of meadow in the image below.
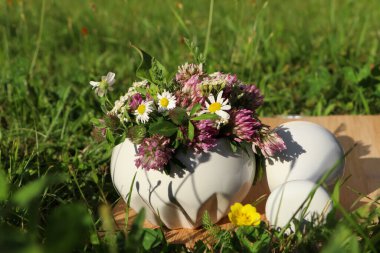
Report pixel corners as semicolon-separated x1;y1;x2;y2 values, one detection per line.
0;0;379;252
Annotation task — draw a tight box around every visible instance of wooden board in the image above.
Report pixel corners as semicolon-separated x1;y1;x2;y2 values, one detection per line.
112;115;380;248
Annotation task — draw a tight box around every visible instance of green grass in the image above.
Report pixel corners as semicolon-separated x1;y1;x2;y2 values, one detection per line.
0;0;379;252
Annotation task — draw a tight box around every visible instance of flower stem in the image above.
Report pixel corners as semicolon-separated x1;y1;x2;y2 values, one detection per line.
204;0;214;58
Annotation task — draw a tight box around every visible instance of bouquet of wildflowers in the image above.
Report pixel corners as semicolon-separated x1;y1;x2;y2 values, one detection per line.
90;48;285;172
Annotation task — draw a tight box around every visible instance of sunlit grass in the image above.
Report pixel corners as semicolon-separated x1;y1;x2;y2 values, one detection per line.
0;0;379;252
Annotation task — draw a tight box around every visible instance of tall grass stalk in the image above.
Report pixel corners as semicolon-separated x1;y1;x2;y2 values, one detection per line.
28;0;46;80
203;0;214;58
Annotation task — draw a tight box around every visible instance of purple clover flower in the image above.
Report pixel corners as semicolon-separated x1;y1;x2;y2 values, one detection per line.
253;127;286;158
175;63;203;85
240;84;264;111
230;109;261;142
190;120;219;153
135;135;174;171
175;63;205;108
129;93;143;111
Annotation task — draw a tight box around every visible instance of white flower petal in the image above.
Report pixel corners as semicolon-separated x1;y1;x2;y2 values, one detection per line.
208;94;215;104
139;114;148;123
89;81;99;88
106;72;116;84
221;104;231;111
168;101;176;110
96;88;105;97
216;110;230;120
222;99;229;106
216;91;223;102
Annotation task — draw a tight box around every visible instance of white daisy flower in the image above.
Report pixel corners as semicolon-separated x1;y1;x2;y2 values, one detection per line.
89;72;115;97
201;91;231;120
132;80;149;88
157;90;176;112
134;101;153;124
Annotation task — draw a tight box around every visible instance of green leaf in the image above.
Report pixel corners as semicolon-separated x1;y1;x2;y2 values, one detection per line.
147;82;160;97
343;67;358;83
44;203;93;253
230;141;238;153
169;107;188;125
176;128;184;141
331;178;342;208
321;225;359;253
188;121;195;141
105;128;115;145
254;154;265;183
149;58;169;85
131;44;169;85
90;118;102;126
125;209;146;251
174;129;184;149
125;172;137;232
202;211;222;238
142;228;164;250
357;64;371;81
0;170;8;201
135;86;147;96
190;103;202;116
235;227;257;252
12;174;67;207
90;170;98;184
148;118;178;137
131;45;153;81
193;240;208;251
131;208;145;232
127;125;146;144
191;113;219;121
0;225;43;253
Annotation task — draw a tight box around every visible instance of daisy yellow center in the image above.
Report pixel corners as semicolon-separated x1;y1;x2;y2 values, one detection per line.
160;97;169;108
137;104;146;115
208;102;222;113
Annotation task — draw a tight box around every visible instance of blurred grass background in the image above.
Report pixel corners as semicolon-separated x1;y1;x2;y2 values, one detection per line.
0;0;380;252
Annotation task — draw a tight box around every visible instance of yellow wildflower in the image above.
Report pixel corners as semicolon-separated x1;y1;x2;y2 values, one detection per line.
228;203;261;226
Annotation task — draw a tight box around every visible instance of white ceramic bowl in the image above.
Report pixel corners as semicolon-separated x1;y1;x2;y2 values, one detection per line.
266;180;332;229
266;121;345;191
111;138;256;229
